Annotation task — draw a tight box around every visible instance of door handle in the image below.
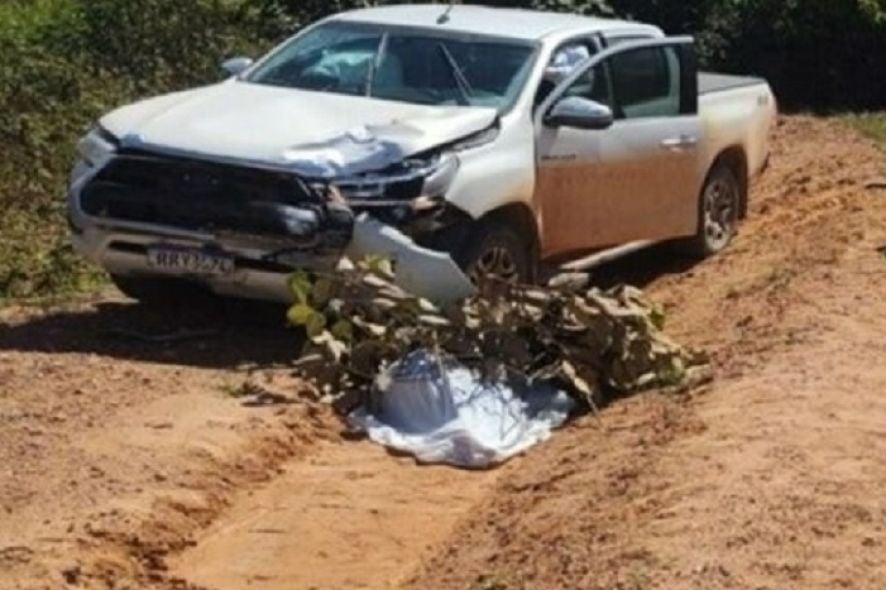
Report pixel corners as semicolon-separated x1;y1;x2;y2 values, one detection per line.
661;135;698;151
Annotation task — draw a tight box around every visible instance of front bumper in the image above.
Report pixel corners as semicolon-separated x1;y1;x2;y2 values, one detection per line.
67;150;473;303
69;219;342;303
67;155;348;303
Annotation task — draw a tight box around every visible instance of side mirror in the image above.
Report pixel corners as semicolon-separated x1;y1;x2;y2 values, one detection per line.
221;56;254;77
545;96;614;130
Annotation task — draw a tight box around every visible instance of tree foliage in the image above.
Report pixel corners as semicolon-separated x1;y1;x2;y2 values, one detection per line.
0;0;271;298
286;261;709;410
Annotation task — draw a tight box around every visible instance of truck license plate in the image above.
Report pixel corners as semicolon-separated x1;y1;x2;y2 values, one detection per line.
146;246;235;277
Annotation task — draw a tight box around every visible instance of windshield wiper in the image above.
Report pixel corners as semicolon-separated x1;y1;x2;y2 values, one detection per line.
436;43;473;106
366;33;389;97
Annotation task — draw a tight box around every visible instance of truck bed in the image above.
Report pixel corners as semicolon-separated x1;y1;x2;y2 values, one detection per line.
699;72;767;95
697;71;775;186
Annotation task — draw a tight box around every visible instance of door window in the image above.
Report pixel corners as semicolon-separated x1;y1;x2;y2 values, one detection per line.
534;40;598;109
561;63;613;109
608;46;680;118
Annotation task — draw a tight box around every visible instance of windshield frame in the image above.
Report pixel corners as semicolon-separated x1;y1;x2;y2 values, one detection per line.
241;19;542;115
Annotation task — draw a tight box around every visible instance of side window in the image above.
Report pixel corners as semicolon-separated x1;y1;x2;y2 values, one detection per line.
561;63;613;109
609;46;680;119
534;40;598;109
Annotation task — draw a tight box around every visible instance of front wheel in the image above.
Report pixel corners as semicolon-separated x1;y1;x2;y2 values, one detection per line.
450;219;534;284
680;163;742;258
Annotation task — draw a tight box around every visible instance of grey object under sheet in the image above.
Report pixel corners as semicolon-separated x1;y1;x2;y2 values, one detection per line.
349;350;575;468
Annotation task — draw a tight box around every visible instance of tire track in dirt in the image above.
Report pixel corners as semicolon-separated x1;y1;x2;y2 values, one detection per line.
169;441;498;590
0;296;501;590
0;300;338;589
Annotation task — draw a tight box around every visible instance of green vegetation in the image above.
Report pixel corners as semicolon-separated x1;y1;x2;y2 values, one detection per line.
485;0;886;109
1;0;885;300
0;0;275;300
285;261;708;409
844;112;886;145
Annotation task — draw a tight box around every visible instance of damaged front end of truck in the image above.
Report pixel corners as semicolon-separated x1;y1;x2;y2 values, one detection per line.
67;119;486;302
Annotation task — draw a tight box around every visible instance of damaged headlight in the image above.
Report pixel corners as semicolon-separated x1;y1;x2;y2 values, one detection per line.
71;125;117;185
334;152;459;206
76;126;117;167
327;120;501;208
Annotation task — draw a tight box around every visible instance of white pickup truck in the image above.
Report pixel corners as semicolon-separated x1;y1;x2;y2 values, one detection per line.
68;4;776;302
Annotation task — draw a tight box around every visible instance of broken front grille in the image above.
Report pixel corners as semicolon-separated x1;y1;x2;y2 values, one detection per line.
79;151;337;241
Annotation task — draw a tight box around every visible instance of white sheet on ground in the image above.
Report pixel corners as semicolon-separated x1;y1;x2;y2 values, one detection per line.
349;350;575;468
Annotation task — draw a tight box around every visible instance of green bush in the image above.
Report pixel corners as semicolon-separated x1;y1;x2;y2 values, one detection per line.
0;0;273;300
693;0;886;110
566;0;886;110
843;112;886;144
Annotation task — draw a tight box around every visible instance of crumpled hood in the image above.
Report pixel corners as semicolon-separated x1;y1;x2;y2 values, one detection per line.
100;80;498;177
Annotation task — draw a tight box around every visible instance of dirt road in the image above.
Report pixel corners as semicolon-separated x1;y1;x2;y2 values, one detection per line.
2;116;885;590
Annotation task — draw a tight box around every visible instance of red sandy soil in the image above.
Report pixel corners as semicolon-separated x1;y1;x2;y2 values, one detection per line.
1;116;885;590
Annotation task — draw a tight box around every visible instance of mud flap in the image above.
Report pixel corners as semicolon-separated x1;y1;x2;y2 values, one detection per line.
346;214;476;302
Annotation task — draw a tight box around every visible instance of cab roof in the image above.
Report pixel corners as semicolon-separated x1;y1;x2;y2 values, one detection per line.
332;4;663;42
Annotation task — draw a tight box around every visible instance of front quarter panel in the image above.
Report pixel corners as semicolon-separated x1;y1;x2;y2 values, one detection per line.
444;114;536;220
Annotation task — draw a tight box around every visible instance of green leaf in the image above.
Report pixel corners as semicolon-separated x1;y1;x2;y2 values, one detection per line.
364;254;394;278
417;298;440;314
330;318;354;342
287;302;315;326
649;304;666;331
289;270;312;304
561;360;598;401
305;311;327;338
311;277;335;308
353;316;387;337
372;297;398;311
418;314;451;327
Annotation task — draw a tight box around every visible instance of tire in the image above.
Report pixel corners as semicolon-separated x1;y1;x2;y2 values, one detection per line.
681;162;742;258
450;219;534;284
111;274;210;306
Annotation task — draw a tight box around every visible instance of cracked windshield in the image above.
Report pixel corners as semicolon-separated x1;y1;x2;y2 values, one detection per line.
247;22;537;109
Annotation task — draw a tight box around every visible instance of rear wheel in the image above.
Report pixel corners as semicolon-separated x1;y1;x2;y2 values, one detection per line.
681;163;742;258
111;274;210;306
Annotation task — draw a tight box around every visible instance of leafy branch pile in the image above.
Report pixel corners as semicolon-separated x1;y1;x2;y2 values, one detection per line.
287;260;709;411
